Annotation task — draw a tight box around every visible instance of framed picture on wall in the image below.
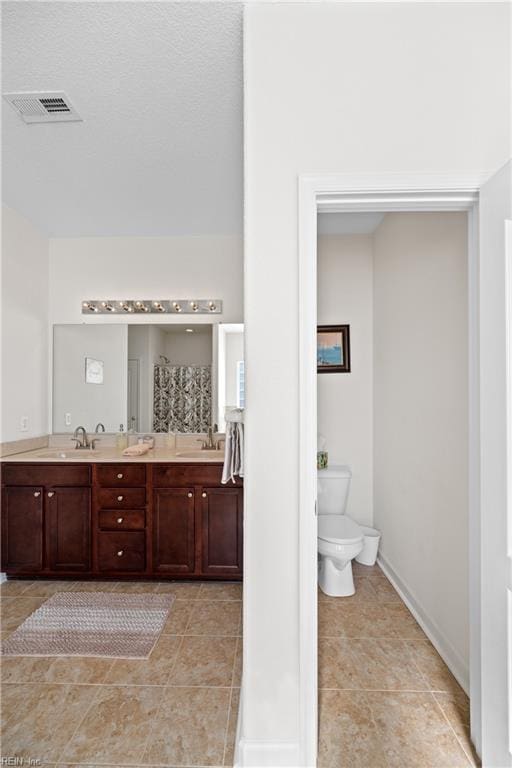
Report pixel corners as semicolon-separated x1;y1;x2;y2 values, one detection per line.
317;325;351;373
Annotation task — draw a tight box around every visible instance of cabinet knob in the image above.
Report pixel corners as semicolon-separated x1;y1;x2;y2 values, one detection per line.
117;550;124;557
47;491;55;498
33;491;41;498
117;495;123;502
188;492;193;498
117;517;124;524
117;473;123;479
202;492;207;498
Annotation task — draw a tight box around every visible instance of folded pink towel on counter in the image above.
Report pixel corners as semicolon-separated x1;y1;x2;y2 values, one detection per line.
122;443;150;457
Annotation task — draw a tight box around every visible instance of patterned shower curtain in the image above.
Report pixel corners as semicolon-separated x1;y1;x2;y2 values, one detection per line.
153;365;212;433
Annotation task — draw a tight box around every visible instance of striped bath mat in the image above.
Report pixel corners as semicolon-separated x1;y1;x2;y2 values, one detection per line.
1;592;175;658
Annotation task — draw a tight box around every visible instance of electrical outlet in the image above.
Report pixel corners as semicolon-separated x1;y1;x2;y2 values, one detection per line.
65;413;72;426
20;416;29;432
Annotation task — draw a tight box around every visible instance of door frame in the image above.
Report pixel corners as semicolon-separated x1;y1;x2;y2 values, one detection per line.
298;172;489;766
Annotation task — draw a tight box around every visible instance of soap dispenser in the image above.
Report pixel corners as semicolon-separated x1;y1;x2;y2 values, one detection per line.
116;424;128;452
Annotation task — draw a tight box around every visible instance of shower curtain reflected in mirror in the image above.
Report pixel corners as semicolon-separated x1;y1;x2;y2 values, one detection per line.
153;364;211;433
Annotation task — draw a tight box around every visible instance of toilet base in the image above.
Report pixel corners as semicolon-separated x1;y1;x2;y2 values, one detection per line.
318;555;355;597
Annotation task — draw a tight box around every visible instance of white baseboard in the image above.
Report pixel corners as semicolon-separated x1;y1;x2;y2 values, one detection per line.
0;573;6;583
377;552;469;695
234;685;301;768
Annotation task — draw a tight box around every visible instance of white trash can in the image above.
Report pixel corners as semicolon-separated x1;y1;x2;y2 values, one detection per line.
355;526;381;566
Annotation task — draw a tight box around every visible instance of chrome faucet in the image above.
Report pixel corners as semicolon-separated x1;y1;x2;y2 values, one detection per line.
95;422;105;433
197;424;223;451
71;426;90;450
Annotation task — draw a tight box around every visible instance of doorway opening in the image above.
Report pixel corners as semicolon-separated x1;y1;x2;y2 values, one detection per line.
315;209;474;765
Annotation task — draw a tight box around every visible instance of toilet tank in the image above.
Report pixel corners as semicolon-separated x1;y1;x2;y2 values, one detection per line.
317;465;352;515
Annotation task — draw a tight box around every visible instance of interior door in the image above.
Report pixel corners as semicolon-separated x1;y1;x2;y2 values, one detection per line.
127;358;140;432
479;161;512;768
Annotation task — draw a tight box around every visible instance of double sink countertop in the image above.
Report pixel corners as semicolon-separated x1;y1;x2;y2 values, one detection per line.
0;434;226;464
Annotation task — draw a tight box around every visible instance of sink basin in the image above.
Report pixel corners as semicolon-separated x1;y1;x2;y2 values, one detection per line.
177;450;224;459
36;450;95;459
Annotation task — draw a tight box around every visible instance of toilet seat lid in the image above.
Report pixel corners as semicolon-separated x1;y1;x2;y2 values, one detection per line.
318;515;363;544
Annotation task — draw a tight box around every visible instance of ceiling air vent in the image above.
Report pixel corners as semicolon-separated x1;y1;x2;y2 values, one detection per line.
3;91;82;124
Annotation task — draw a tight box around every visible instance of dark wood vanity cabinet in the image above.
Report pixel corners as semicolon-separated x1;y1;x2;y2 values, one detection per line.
1;464;91;574
1;461;242;580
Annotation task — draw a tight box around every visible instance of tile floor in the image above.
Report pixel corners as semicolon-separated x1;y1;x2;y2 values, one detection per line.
0;579;242;768
318;561;480;768
1;567;480;768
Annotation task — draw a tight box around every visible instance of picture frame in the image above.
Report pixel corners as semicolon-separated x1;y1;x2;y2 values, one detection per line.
85;357;104;384
317;325;351;373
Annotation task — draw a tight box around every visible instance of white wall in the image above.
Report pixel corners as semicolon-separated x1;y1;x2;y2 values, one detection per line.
1;206;49;442
164;328;212;366
317;235;373;526
244;2;510;761
53;324;128;433
373;212;469;678
49;235;243;324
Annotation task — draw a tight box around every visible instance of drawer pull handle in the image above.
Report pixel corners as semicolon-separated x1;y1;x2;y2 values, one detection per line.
117;550;124;557
117;495;124;502
188;492;193;498
117;473;123;479
47;491;55;498
33;491;41;498
202;492;207;498
117;517;124;524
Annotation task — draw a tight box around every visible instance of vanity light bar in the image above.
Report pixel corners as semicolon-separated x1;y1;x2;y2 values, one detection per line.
81;299;223;315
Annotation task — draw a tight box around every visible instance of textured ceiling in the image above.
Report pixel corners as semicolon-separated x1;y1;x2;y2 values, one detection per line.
2;2;243;237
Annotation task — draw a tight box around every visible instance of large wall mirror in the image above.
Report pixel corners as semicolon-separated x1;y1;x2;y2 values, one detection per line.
52;323;244;434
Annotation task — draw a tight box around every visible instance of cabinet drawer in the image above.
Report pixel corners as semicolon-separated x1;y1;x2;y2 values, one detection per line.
2;463;90;487
99;509;145;531
153;463;234;488
97;531;145;571
96;465;146;487
97;487;146;509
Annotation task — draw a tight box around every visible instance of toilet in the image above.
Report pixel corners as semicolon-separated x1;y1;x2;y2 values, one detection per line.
317;465;364;597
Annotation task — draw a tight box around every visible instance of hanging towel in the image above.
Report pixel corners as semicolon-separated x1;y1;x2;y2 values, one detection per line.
222;408;244;484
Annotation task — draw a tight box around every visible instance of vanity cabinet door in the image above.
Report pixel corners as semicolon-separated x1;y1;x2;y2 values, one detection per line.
1;486;44;572
47;487;91;572
153;488;195;574
201;487;243;576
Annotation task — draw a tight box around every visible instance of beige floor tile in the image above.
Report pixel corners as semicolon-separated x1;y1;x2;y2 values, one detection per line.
1;596;44;631
186;601;241;636
368;691;472;767
318;601;396;638
405;638;464;693
224;687;240;767
318;638;428;691
371;578;401;602
1;655;55;683
1;683;97;762
143;686;231;767
0;580;33;596
352;562;386;580
434;691;481;767
113;582;161;594
318;577;379;603
232;637;242;687
168;636;237;687
68;581;119;592
44;656;115;685
199;582;243;601
19;581;77;598
161;600;195;634
318;689;388;768
385;603;426;639
105;634;182;685
156;581;202;598
62;685;162;764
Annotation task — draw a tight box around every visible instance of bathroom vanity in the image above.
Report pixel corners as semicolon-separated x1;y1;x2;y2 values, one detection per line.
1;459;243;580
